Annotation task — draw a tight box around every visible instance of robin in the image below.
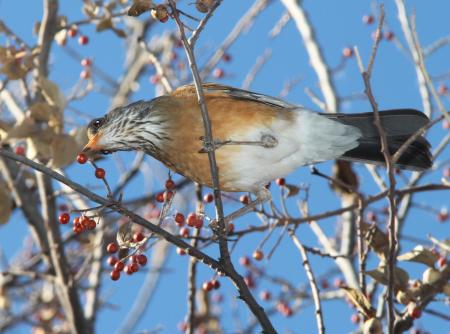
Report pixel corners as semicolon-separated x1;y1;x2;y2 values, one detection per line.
83;83;431;200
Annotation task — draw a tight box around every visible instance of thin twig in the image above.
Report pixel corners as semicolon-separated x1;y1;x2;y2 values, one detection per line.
290;231;325;334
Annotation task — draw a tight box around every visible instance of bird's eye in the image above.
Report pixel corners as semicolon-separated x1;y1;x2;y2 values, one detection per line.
87;117;105;136
92;118;104;129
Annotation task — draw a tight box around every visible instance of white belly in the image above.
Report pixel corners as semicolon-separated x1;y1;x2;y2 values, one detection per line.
223;109;361;192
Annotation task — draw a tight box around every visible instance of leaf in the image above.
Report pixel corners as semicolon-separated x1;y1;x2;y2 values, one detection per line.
285;184;300;197
443;284;450;297
27;130;55;160
3;117;37;140
28;102;59;122
366;264;409;289
128;0;153;16
397;245;439;267
38;77;66;112
361;223;389;259
0;61;30;80
50;133;81;168
341;287;376;318
96;18;113;32
0;180;12;225
112;27;127;38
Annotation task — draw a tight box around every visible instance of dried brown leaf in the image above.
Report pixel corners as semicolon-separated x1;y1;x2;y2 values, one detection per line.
361;222;389;259
50;134;80;168
397;245;438;268
28;102;59;122
96;18;113;32
285;184;300;197
0;61;30;80
27;130;55;160
38;77;66;112
3;117;37;140
0;180;12;225
366;264;409;290
112;27;127;38
341;287;376;318
128;0;153;16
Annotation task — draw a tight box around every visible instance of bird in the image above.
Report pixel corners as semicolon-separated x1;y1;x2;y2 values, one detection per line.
83;83;432;200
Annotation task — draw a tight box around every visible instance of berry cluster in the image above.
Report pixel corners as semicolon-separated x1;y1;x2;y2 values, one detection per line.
202;278;220;292
106;241;148;281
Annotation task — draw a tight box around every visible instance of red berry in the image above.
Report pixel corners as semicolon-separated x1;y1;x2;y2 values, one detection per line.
275;178;286;186
244;275;255;289
81;58;92;67
366;211;377;222
176;247;186;256
106;242;118;254
351;313;360;324
156;192;164;203
194;216;204;229
94;168;105;179
187;213;197;227
137;254;148;266
239;256;251;267
437;256;447;268
212;68;224;78
362;14;374;25
58;203;68;212
163;190;173;202
444;166;450;178
59;212;70;224
203;193;214;203
124;265;133;275
334;278;344;288
80;70;91;80
202;281;214;292
384;31;395;41
342;47;353;58
110;270;120;281
133;232;145;243
175;213;185;226
443;120;450;130
114;261;125;272
73;217;80;225
239;194;249;205
150;74;160;84
15;146;25;156
438;84;448;96
211;279;220;290
222;53;232;62
86;219;96;230
252;249;264;261
78;35;89;45
165;179;175;189
260;290;271;301
130;263;139;273
227;223;235;234
179;227;189;238
408;303;422;319
67;27;78;37
73;222;84;234
76;153;88;164
320;280;329;289
437;209;449;223
107;256;118;266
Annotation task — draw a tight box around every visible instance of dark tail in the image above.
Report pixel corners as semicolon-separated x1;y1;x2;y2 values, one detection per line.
324;109;432;171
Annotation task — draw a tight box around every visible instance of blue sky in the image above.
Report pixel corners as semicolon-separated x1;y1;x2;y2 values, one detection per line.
1;0;449;333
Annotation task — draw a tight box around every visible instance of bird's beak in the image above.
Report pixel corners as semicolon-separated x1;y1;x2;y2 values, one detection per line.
83;132;103;153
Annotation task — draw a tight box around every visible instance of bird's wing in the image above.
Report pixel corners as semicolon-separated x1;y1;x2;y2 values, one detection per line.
172;83;298;110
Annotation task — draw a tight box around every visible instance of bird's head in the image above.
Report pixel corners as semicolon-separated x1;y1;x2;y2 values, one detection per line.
83;100;168;155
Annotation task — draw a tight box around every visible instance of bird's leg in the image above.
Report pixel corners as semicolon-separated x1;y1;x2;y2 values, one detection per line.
198;134;278;153
209;188;272;233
